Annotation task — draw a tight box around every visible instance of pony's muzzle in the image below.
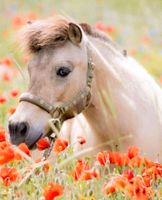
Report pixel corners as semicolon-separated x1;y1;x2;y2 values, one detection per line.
8;121;29;145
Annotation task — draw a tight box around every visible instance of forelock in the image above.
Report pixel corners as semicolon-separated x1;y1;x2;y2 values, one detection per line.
18;16;69;54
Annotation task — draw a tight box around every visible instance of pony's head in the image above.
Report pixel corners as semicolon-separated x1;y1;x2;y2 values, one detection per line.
8;16;92;148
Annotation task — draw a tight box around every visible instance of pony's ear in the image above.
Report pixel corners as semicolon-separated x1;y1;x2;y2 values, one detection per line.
68;23;82;45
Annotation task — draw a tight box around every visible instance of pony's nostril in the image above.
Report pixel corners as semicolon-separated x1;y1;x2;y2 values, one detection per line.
8;122;29;136
8;123;13;134
8;121;29;145
19;122;29;136
8;123;17;135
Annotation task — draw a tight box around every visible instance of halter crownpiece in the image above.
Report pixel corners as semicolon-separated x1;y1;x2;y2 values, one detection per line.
19;44;94;159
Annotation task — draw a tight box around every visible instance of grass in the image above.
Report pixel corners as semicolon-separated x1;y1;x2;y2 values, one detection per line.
0;0;162;199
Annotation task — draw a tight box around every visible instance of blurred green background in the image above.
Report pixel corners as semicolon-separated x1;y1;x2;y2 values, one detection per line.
0;0;162;77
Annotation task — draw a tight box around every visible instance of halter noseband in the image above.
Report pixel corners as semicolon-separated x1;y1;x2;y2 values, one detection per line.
19;45;94;159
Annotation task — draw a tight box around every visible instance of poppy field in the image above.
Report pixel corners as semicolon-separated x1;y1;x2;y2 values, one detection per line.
0;0;162;199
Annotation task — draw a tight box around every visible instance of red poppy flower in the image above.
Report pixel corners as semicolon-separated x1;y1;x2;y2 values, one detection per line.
43;182;63;200
0;142;14;165
8;107;16;115
142;166;159;180
103;176;130;196
95;22;107;32
43;162;50;174
116;176;128;189
2;58;12;67
77;136;86;145
143;157;153;168
18;143;31;157
0;167;19;186
12;15;24;29
10;89;19;97
35;157;50;174
119;153;130;166
36;138;50;151
126;183;134;197
0;126;6;142
79;168;99;181
142;173;151;187
108;151;125;166
53;138;68;153
128;156;143;168
127;146;139;159
0;95;7;104
72;159;90;181
96;151;108;166
102;180;116;195
132;177;149;200
106;25;116;33
95;22;115;33
123;170;134;181
27;12;37;21
2;72;10;81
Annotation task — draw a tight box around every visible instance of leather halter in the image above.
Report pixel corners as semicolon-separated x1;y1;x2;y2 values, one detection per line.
19;45;94;121
19;45;94;159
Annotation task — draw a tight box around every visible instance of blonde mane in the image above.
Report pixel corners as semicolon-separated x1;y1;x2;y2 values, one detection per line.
19;15;123;54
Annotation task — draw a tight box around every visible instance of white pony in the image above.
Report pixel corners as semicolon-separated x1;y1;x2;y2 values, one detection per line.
8;16;162;161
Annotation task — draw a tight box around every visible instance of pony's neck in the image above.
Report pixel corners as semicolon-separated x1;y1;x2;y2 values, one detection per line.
83;36;124;141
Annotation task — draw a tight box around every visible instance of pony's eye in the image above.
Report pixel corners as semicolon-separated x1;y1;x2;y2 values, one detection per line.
56;67;71;77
